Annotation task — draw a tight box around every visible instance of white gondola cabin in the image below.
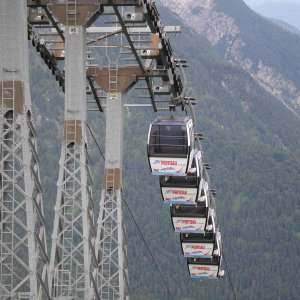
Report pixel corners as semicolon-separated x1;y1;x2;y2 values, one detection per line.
170;205;216;233
180;231;221;258
147;117;194;176
159;150;204;205
187;256;224;279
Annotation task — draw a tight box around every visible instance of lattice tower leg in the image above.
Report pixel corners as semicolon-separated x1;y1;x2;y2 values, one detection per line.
49;25;97;300
95;92;129;300
0;1;50;299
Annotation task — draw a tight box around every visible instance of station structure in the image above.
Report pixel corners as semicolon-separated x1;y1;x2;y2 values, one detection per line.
0;1;223;299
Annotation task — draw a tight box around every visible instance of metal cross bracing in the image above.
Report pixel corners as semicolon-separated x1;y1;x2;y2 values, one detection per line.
49;139;96;300
95;164;130;300
0;1;50;299
95;187;129;300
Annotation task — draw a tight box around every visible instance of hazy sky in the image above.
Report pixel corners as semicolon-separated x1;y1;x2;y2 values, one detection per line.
244;0;300;7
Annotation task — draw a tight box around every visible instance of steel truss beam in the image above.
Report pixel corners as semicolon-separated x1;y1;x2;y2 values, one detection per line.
86;26;181;34
0;1;49;299
95;189;129;300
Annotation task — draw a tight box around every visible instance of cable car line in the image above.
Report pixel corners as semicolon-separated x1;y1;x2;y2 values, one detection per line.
86;122;105;161
222;250;238;300
123;195;176;300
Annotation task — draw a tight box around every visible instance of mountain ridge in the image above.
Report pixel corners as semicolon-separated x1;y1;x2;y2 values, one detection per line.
268;17;300;36
159;0;300;117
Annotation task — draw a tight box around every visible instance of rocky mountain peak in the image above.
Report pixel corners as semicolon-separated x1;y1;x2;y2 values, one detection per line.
159;0;300;117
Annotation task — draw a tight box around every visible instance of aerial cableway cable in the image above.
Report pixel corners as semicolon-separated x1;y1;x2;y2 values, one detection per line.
222;250;238;300
123;194;176;300
87;124;175;300
86;122;105;161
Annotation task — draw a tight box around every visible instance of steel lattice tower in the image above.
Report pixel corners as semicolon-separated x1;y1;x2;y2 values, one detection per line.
0;1;50;299
95;91;129;300
48;2;100;299
90;61;140;299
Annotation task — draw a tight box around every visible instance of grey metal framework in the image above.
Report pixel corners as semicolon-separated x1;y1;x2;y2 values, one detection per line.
0;1;50;299
94;91;129;300
48;24;97;300
25;1;187;299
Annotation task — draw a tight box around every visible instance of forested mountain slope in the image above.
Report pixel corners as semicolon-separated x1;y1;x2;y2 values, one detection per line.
28;4;300;300
159;0;300;117
268;18;300;36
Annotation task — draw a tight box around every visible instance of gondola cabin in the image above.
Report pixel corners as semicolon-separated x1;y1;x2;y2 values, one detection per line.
180;231;221;258
187;256;224;279
147;117;194;176
170;205;216;233
159;150;204;205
